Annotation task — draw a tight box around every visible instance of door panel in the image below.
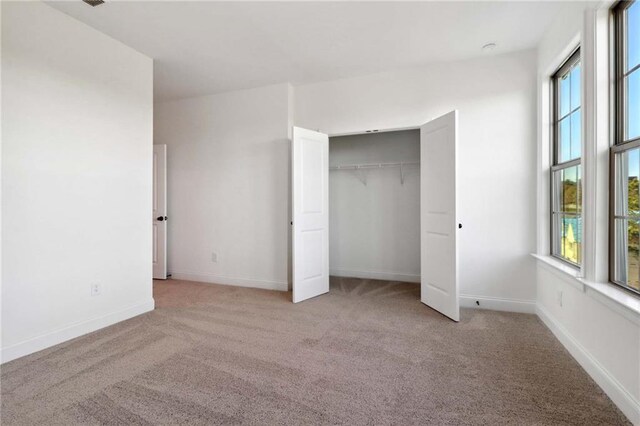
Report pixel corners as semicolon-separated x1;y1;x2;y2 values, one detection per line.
153;144;167;280
292;127;329;303
420;111;459;321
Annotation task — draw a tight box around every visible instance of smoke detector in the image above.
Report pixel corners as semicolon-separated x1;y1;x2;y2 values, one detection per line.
482;43;497;53
83;0;105;6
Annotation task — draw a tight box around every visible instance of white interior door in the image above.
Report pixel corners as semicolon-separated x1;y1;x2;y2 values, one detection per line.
420;111;459;321
153;144;167;280
292;127;329;303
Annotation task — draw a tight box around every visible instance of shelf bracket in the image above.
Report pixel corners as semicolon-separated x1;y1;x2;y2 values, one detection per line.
356;167;367;186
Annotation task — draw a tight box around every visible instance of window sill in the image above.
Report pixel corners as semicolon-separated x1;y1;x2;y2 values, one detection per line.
580;279;640;323
532;254;640;324
531;254;584;290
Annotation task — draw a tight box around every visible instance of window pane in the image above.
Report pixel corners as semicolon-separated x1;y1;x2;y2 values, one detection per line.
570;109;581;159
626;70;640;140
559;73;571;118
552;171;562;213
552;213;562;256
576;165;582;213
612;217;640;291
629;218;640;290
613;218;628;283
561;166;580;213
559;117;571;162
614;148;639;215
552;165;582;265
628;148;640;216
613;149;640;291
560;215;582;265
570;65;581;110
628;0;640;72
615;150;629;215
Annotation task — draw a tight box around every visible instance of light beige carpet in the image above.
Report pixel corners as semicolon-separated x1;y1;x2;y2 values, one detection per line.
1;277;630;425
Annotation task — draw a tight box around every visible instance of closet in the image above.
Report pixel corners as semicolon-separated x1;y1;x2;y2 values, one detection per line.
328;130;421;283
292;111;459;320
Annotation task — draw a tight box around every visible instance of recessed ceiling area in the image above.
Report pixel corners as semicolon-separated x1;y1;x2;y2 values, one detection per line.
48;1;590;101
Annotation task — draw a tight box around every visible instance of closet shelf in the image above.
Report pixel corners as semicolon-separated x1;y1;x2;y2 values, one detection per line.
329;161;419;185
329;161;419;170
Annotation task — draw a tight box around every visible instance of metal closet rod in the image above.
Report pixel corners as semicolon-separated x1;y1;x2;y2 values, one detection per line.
329;161;419;170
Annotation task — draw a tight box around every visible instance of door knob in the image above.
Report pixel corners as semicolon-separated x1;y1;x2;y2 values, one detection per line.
157;216;164;221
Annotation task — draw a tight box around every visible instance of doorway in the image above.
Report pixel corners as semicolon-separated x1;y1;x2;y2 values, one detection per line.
328;130;421;284
153;144;168;280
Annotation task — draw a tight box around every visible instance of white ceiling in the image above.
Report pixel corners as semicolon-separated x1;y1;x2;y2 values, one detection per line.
48;1;586;101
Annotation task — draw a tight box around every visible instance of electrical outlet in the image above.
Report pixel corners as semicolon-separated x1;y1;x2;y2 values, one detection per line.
91;283;102;297
211;252;218;263
557;290;563;307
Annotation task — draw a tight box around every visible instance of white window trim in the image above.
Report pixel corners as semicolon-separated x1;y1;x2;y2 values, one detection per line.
581;3;611;285
536;3;640;320
537;33;584;274
550;49;582;268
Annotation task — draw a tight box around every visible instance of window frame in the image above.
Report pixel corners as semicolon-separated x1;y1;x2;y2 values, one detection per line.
551;48;582;268
610;0;640;295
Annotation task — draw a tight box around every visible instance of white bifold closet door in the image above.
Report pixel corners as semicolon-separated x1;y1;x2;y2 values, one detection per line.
291;127;329;303
420;111;459;321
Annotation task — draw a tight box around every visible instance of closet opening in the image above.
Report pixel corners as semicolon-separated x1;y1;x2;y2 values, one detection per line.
292;111;458;319
328;129;421;285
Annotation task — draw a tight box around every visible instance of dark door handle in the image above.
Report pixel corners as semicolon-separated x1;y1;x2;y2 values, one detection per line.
458;223;462;229
157;216;164;221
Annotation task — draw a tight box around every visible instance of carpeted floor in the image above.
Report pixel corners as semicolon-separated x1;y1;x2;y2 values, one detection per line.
1;277;630;425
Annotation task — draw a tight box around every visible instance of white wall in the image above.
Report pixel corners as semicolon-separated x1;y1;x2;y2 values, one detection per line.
536;264;640;423
535;2;640;423
1;2;154;363
329;131;420;282
154;84;291;291
296;50;538;311
154;50;539;312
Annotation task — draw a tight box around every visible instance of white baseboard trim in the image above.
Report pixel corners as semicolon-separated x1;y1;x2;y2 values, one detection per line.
460;294;536;314
330;268;420;283
537;304;640;424
1;299;155;364
170;271;288;292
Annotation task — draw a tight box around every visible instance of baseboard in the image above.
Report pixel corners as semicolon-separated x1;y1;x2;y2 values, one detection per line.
537;304;640;424
1;299;155;364
460;294;536;314
330;268;420;283
170;271;288;292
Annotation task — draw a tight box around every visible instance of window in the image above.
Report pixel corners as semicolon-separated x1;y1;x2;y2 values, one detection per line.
552;49;582;266
611;0;640;294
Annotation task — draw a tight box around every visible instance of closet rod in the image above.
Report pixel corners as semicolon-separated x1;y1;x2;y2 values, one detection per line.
329;161;419;171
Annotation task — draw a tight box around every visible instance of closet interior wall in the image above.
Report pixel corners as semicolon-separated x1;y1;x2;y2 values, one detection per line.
329;130;421;283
